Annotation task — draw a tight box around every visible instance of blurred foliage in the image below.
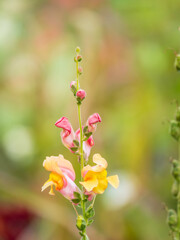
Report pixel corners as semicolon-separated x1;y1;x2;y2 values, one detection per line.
0;0;180;239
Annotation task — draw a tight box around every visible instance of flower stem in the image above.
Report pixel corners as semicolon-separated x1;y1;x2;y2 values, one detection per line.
76;54;87;237
76;58;84;181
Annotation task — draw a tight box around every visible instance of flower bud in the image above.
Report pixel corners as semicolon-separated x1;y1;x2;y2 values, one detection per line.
175;54;180;71
76;46;81;53
76;215;86;231
172;180;179;197
76;89;86;101
78;66;83;74
171;159;180;180
167;209;178;228
176;107;180;122
70;81;77;95
169;120;180;141
77;55;82;62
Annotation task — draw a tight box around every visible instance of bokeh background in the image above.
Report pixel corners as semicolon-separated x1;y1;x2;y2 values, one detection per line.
0;0;180;239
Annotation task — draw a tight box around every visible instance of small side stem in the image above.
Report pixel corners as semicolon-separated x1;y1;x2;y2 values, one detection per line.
72;203;79;217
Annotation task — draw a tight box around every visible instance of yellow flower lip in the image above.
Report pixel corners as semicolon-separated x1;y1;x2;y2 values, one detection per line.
80;154;119;194
41;172;64;195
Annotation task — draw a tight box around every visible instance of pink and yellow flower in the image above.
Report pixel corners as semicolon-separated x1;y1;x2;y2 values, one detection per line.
55;117;75;151
87;113;102;132
80;154;119;196
41;155;80;200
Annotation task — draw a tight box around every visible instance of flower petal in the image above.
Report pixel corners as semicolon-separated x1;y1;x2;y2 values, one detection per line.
80;178;98;192
58;155;75;181
93;154;108;169
107;175;119;189
59;174;80;200
43;155;75;181
41;180;55;192
55;117;72;132
43;156;63;176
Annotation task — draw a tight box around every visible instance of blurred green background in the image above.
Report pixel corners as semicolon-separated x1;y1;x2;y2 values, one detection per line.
0;0;180;239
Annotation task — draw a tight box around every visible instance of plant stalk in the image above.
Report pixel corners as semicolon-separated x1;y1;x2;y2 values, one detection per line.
76;57;87;238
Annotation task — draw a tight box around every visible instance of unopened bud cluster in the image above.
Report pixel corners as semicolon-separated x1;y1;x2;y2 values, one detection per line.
70;47;86;104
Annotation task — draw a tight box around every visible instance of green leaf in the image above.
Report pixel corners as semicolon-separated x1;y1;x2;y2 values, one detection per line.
87;219;94;226
70;147;78;152
72;198;81;204
85;206;95;218
84;132;92;138
83;126;88;134
73;192;81;199
73;140;79;147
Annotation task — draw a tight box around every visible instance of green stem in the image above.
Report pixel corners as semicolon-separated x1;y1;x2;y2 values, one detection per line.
76;57;87;237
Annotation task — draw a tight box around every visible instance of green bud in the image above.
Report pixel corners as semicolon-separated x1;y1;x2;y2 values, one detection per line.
167;209;178;228
85;206;95;219
172;180;179;197
76;215;86;231
176;107;180;122
169;120;180;141
175;54;180;71
171;159;180;180
76;47;81;53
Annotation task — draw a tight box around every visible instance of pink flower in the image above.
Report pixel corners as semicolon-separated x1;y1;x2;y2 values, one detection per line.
76;89;86;100
75;128;94;159
55;117;75;151
87;113;102;132
41;155;80;200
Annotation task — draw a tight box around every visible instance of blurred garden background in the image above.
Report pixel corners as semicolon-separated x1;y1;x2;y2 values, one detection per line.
0;0;180;239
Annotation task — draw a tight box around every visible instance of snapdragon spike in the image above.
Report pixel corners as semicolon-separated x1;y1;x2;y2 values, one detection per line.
41;47;119;239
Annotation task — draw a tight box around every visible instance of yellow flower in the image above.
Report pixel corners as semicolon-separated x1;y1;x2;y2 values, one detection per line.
80;154;119;194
